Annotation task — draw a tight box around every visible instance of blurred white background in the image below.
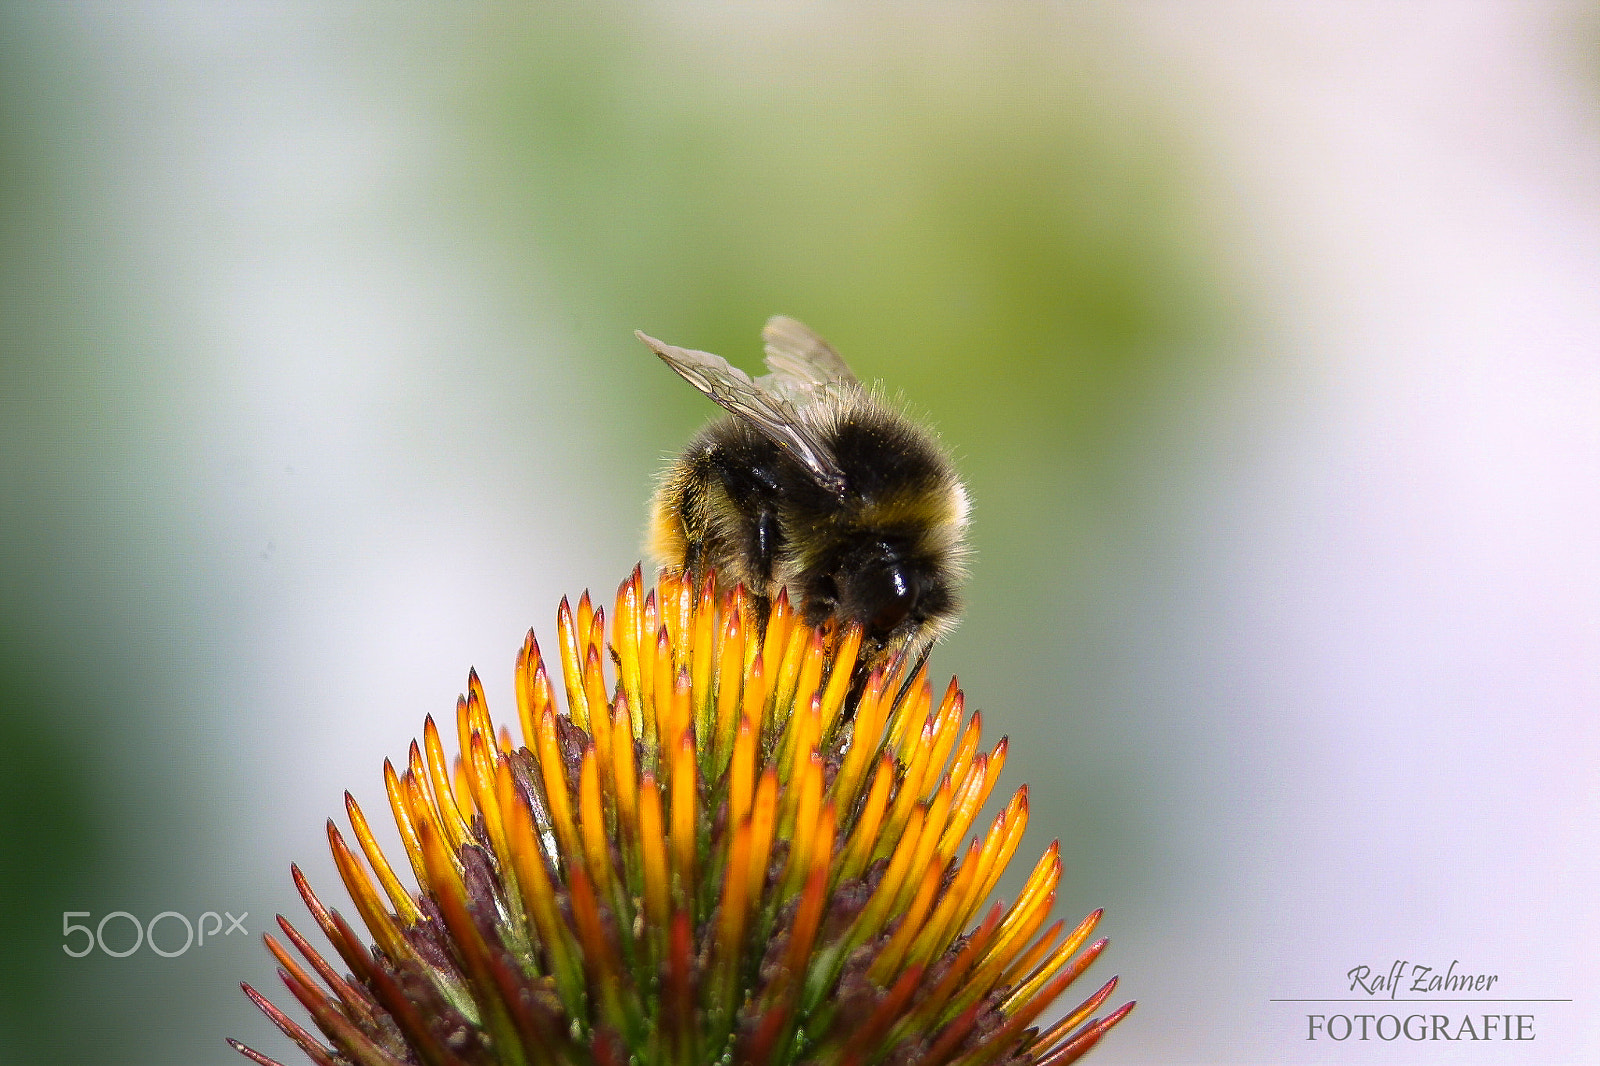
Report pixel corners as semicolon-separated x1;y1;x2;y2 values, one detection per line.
1;3;1595;1064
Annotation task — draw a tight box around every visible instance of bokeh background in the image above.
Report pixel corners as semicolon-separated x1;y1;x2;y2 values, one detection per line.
3;3;1597;1064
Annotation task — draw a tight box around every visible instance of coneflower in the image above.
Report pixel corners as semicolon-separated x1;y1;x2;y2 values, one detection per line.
231;566;1132;1066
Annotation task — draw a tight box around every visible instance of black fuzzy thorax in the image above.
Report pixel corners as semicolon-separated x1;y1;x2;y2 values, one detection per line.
678;405;962;648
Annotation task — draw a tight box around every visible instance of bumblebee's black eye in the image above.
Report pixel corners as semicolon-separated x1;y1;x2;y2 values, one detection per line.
863;560;919;636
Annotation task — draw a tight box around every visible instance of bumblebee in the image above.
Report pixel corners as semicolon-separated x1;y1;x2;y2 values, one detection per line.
638;316;969;665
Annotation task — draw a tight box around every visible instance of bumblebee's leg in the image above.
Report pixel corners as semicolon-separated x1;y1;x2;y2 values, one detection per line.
751;508;779;584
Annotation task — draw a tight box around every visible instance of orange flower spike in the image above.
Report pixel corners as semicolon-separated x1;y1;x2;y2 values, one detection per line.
325;820;413;968
879;721;925;837
609;695;639;846
792;630;827;728
342;791;420;924
892;777;954;915
778;751;823;901
667;911;696;1058
574;589;595;660
651;568;674;630
978;897;1061;1007
411;812;512;1009
669;667;693;761
902;903;1004;1036
741;653;767;750
499;760;583;1014
946;895;1058;1033
268;917;370;1025
534;704;582;868
905;839;984;971
836;752;894;885
381;757;428;893
759;588;793;691
453;690;474;770
691;571;717;741
236;979;338;1066
531;650;555;717
469;669;494;743
769;622;811;732
848;658;890;742
1030;975;1122;1062
675;569;696;646
848;804;926;947
466;732;505;842
1004;906;1102;995
1009;951;1118;1048
285;863;373;982
830;665;887;819
816;621;862;739
944;710;983;799
997;919;1066;999
729;714;756;829
777;697;821;836
556;596;590;730
398;767;457;883
972;787;1030;916
638;772;670;938
258;948;386;1066
713;815;752;1020
638;589;658;740
921;689;966;791
774;633;825;769
651;626;675;753
587;603;607;675
954;801;1024;934
451;759;474;824
783;802;835;981
663;568;692;652
612;565;645;736
421;715;472;854
518;640;556;753
973;736;1009;814
1040;1001;1137;1066
566;864;631;1035
884;664;933;757
712;601;745;775
867;857;944;985
1011;840;1064;921
985;847;1062;967
745;768;779;904
583;645;612;793
1002;924;1107;1016
994;850;1062;962
936;753;991;861
948;965;1083;1066
670;730;697;906
577;747;615;902
404;740;430;810
514;630;539;749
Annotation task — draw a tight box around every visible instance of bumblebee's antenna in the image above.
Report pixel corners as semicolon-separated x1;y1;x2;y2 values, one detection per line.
891;644;935;714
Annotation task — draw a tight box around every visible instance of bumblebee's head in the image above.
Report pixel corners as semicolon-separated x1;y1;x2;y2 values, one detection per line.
832;537;957;645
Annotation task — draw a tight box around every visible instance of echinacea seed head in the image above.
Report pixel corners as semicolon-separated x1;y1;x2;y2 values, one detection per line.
232;564;1133;1066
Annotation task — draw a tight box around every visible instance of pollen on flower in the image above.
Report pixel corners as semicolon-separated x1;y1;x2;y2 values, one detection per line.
231;565;1133;1066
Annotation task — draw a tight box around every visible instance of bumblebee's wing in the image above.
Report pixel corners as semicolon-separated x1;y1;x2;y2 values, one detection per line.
759;316;859;396
637;331;850;495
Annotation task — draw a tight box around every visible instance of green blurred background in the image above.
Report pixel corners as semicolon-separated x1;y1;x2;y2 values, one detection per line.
4;4;1598;1064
